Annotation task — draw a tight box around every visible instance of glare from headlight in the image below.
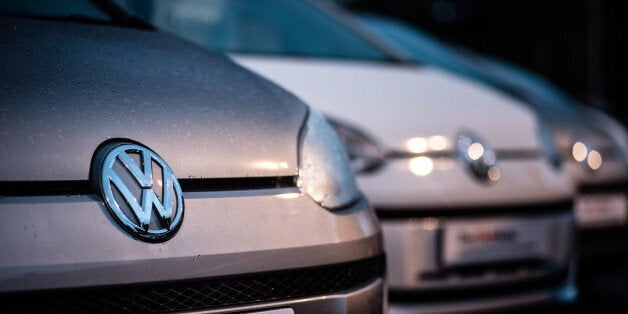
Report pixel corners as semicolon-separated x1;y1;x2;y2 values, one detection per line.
406;137;428;153
409;156;434;176
587;150;603;170
467;143;485;160
297;110;361;210
428;135;449;151
407;135;449;153
570;140;604;170
487;167;502;182
572;142;588;162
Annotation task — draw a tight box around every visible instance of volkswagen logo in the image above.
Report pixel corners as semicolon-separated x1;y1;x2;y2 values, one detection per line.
456;131;501;183
93;141;184;242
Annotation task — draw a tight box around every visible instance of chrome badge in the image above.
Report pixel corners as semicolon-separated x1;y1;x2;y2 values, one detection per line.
93;141;184;242
456;131;501;183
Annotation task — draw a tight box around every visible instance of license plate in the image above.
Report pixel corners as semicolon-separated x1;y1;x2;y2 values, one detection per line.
442;218;552;267
575;193;627;228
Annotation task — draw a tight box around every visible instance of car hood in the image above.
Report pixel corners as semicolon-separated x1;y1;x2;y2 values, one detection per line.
233;55;541;153
0;17;306;181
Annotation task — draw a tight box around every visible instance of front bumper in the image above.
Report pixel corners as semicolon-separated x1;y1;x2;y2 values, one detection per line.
0;188;383;312
379;204;576;312
575;181;628;257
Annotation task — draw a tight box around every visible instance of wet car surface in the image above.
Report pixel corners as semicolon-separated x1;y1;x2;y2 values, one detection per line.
115;0;580;312
0;1;384;312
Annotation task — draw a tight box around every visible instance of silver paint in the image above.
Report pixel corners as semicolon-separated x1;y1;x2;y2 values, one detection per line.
0;14;384;312
0;16;307;181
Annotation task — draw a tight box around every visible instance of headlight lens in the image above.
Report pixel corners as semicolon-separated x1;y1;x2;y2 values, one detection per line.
569;139;606;171
327;117;385;173
563;128;616;172
297;110;361;210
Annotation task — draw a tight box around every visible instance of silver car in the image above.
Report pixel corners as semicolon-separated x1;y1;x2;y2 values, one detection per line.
0;1;384;313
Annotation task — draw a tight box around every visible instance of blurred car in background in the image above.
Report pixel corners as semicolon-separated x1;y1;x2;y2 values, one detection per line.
353;13;628;258
0;1;385;313
118;0;581;312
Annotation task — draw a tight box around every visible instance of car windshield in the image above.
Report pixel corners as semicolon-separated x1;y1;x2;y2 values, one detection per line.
112;0;392;61
0;0;110;22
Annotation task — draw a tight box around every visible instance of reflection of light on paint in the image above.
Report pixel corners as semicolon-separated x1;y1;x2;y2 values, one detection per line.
256;161;289;170
409;156;434;176
435;157;454;170
156;179;162;187
587;150;602;170
274;193;300;199
428;135;448;151
422;217;439;230
488;167;501;182
483;151;496;165
572;142;588;162
406;137;427;153
467;143;484;160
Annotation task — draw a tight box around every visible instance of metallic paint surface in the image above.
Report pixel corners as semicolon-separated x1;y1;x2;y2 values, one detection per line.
232;56;541;153
0;192;381;292
231;54;577;311
0;17;307;181
359;159;573;208
0;15;384;312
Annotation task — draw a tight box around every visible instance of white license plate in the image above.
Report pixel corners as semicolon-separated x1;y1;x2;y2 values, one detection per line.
575;193;627;228
442;218;552;267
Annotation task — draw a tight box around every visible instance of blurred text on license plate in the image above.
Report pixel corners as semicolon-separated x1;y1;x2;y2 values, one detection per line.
442;218;552;267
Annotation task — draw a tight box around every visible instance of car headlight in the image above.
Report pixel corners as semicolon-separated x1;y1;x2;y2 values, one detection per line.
297;110;362;210
569;139;608;171
326;117;385;174
562;128;615;172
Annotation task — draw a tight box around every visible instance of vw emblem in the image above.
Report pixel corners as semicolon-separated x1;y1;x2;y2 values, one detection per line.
456;131;501;183
93;141;184;242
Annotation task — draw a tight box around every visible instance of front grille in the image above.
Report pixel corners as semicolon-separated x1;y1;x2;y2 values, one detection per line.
0;255;384;313
0;176;296;196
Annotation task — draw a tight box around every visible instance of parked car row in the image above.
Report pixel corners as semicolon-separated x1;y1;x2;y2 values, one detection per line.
351;12;628;259
1;0;625;313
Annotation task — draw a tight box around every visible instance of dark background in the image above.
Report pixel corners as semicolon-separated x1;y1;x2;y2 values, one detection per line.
344;0;627;124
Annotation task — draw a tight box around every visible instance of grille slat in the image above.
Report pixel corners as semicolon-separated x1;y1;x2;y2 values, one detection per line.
0;176;296;196
0;255;384;313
